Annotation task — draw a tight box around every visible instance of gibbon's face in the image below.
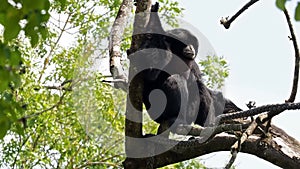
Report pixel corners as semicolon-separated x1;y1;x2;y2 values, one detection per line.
166;28;199;60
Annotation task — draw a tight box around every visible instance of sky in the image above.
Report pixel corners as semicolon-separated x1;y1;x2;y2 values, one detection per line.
176;0;300;168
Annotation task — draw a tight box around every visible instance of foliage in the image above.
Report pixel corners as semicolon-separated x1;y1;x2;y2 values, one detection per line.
276;0;300;21
0;0;50;144
295;2;300;21
276;0;288;11
158;0;184;27
199;55;229;89
0;0;50;45
0;0;204;168
170;159;206;169
0;0;127;168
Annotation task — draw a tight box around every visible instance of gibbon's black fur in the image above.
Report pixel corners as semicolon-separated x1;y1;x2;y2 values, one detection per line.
129;2;241;134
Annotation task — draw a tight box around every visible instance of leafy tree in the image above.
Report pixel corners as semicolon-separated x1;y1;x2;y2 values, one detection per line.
0;0;198;168
0;0;126;168
1;0;299;168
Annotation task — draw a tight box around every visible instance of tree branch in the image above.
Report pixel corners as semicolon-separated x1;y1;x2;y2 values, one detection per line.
109;0;133;90
175;124;243;141
147;124;300;168
220;0;259;29
43;85;72;91
18;92;66;121
38;13;71;83
123;0;153;169
217;102;300;122
225;115;259;169
284;9;300;103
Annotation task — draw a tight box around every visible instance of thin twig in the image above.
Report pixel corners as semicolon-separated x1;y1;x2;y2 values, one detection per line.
100;138;124;157
225;150;238;169
102;79;127;83
225;113;267;168
12;134;31;168
67;136;88;169
220;0;259;29
19;92;66;120
38;13;72;82
232;119;257;149
43;85;72;91
284;9;300;102
42;79;76;91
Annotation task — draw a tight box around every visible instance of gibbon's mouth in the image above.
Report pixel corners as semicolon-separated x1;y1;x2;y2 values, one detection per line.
183;51;196;60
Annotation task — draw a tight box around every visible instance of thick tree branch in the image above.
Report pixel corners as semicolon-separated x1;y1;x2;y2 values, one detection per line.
147;124;300;168
109;0;133;90
123;114;300;168
220;0;259;29
123;0;152;169
284;9;300;102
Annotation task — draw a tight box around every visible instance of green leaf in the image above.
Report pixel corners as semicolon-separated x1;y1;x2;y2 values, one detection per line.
0;44;11;64
15;123;24;135
12;73;21;88
24;19;40;47
276;0;286;10
3;8;21;41
41;12;50;22
0;0;9;12
3;92;13;102
0;115;10;139
40;26;48;39
30;33;39;47
44;0;51;11
23;0;48;10
173;7;180;13
10;48;22;66
4;24;21;42
295;2;300;21
59;0;67;9
0;13;5;25
0;69;9;92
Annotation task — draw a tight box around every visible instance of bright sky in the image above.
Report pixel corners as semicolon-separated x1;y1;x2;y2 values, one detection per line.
177;0;300;168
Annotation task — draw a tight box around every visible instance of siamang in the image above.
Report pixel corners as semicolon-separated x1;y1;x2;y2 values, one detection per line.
128;2;241;134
